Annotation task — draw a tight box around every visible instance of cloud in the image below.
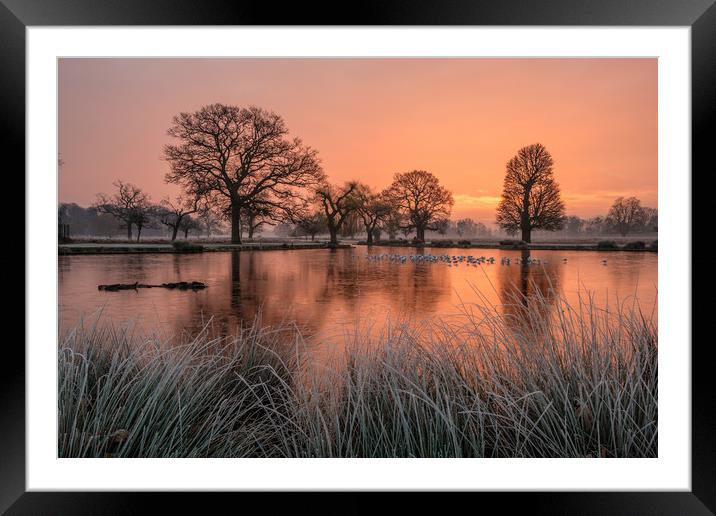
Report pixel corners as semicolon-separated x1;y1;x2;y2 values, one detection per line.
453;194;502;207
562;190;657;204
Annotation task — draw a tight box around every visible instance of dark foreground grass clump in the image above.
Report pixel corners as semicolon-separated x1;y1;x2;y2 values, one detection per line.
624;240;646;250
59;294;657;458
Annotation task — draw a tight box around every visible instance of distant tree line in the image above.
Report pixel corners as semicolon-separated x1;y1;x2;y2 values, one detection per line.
547;198;657;238
60;190;226;240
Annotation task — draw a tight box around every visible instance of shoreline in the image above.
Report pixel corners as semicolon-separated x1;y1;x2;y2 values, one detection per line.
58;242;352;255
58;239;657;255
363;241;657;252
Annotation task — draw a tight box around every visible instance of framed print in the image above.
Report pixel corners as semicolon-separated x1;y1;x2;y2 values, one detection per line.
2;0;712;513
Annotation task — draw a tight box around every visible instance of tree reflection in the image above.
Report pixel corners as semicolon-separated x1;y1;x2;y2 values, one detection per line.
497;249;563;335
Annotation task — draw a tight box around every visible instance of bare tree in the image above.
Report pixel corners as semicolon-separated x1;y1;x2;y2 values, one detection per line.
433;218;450;236
198;209;224;238
355;186;392;245
241;206;265;240
585;216;606;235
456;218;478;237
295;210;327;241
340;211;361;239
164;103;324;244
132;206;159;242
606;197;647;236
179;215;202;239
382;210;404;241
239;192;294;240
273;221;295;238
94;180;151;240
387;170;454;243
641;207;658;232
495;143;566;243
158;195;204;241
564;215;585;235
315;181;360;245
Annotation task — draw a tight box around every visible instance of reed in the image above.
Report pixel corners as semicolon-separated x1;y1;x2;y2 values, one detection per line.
58;292;657;458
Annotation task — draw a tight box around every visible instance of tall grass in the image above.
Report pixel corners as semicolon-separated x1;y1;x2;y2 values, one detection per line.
58;293;657;458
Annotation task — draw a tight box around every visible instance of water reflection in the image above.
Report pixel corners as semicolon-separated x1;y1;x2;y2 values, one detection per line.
58;248;657;348
496;249;563;335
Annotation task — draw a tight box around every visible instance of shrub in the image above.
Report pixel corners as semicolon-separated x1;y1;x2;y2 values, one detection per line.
649;240;658;251
597;240;617;249
430;240;454;248
172;241;204;253
458;240;472;247
624;241;646;250
500;239;527;249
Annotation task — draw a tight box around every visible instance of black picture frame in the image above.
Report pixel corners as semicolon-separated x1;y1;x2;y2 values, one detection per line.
2;1;710;513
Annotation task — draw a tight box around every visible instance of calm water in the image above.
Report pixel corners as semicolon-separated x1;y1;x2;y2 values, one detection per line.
59;248;657;344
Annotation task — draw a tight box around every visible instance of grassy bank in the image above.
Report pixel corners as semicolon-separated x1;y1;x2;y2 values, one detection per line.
362;238;658;252
58;241;351;255
59;295;657;458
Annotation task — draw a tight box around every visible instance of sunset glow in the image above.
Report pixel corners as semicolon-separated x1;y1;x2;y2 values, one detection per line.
59;58;657;222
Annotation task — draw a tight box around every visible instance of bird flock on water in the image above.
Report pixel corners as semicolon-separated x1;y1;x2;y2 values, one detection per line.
364;253;608;266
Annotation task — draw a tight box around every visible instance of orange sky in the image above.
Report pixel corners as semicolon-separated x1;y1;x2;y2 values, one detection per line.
58;58;657;222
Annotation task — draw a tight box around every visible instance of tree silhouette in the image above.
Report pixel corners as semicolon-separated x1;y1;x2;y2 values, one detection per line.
456;218;478;237
315;181;360;245
164;103;324;244
606;196;647;236
387;170;454;243
382;209;404;240
496;143;565;243
355;186;392;245
295;210;327;241
179;215;202;239
94;180;152;241
158;195;205;241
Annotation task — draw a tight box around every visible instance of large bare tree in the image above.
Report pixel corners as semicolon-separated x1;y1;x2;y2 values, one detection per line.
164;104;324;244
495;143;565;243
606;196;647;236
315;181;360;245
387;170;454;243
94;180;151;240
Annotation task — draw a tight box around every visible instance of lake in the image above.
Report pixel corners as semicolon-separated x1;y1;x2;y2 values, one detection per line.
58;247;657;348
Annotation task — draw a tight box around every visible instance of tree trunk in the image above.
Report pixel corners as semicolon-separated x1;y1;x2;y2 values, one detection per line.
126;223;133;241
520;189;532;243
329;227;338;245
184;228;189;238
416;226;425;243
230;204;242;244
311;234;315;242
521;226;531;243
365;222;374;245
248;225;254;240
136;226;142;242
171;225;179;241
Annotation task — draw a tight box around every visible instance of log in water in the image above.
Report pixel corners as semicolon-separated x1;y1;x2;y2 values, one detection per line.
98;281;207;292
